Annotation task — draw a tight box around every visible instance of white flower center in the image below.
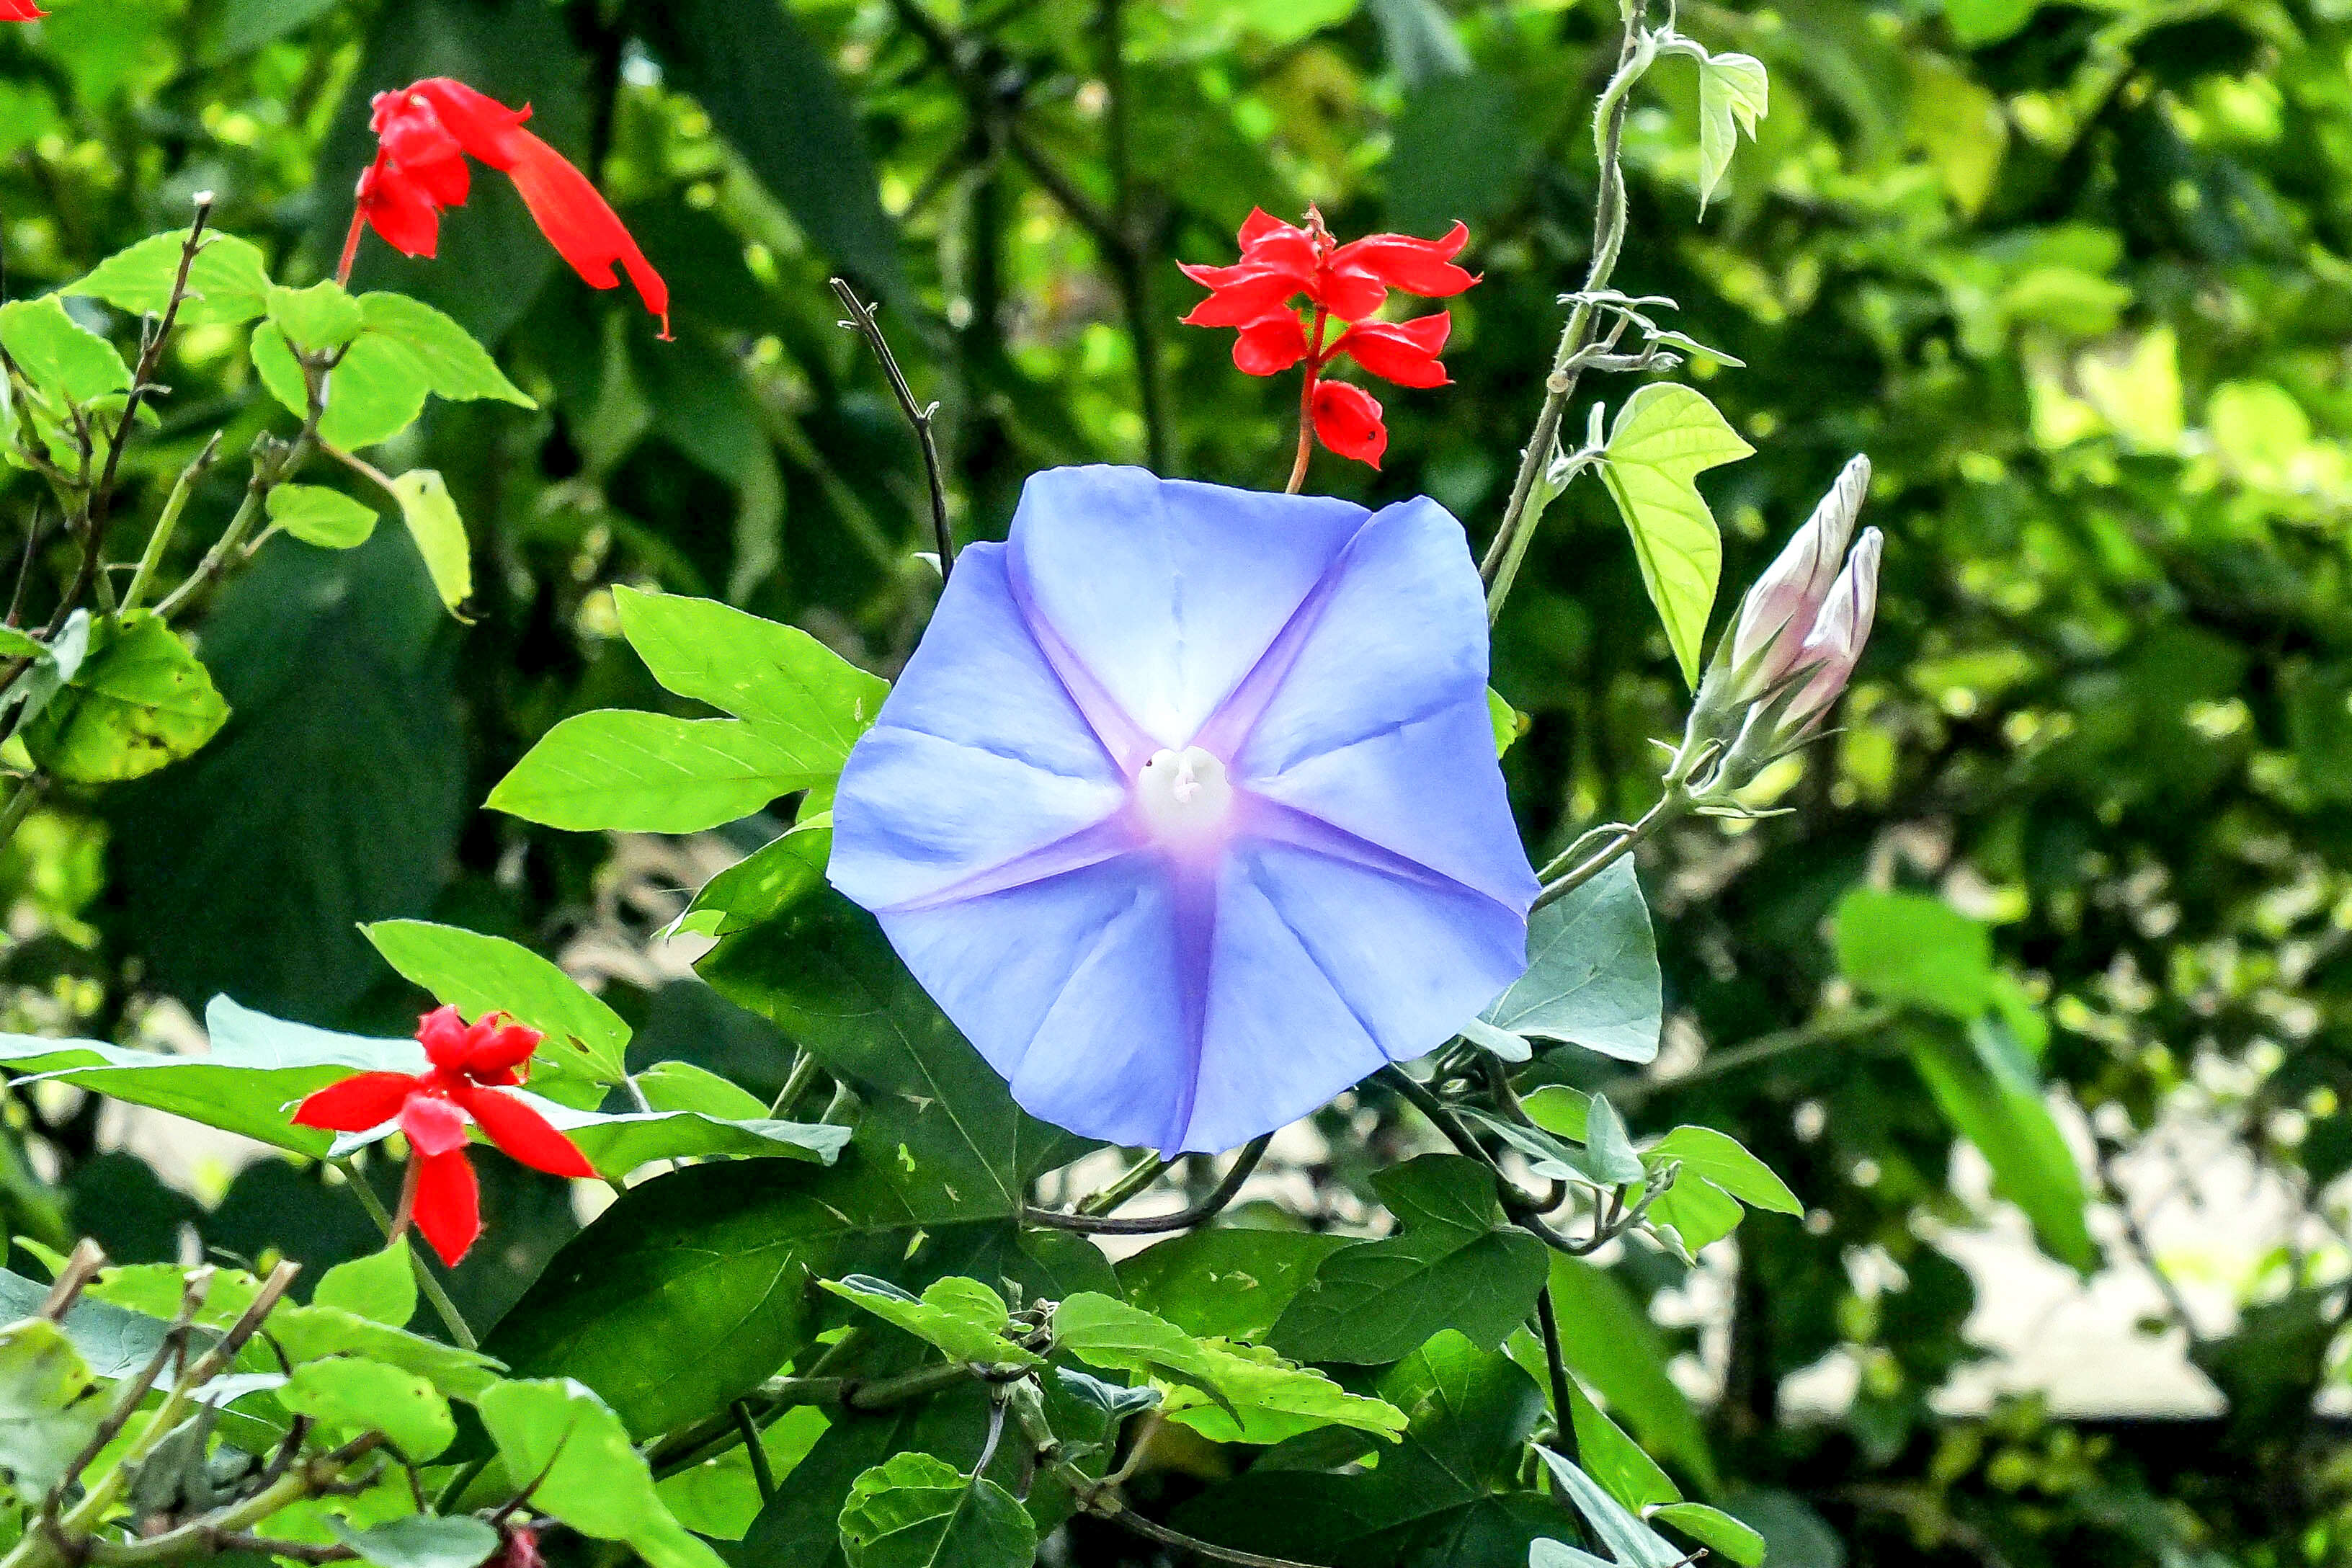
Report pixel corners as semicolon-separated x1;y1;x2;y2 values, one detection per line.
1134;746;1234;847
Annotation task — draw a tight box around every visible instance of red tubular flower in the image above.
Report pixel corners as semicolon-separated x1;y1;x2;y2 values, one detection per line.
1180;207;1475;485
0;0;46;19
341;78;669;338
292;1004;594;1267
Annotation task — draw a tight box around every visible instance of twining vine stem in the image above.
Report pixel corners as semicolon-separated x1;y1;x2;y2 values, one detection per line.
831;277;956;582
1026;1135;1273;1234
1480;0;1654;621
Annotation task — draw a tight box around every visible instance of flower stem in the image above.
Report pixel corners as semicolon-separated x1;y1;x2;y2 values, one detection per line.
1531;784;1690;911
1026;1135;1271;1234
341;1159;478;1351
1284;308;1329;494
1480;2;1654;618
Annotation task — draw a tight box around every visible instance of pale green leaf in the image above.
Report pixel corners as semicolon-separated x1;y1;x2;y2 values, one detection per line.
359;293;535;408
312;1244;416;1328
388;471;471;615
1696;51;1768;213
267;484;378;549
489;710;827;833
280;1358;455;1461
362;919;631;1085
477;1378;726;1568
267;280;364;354
69;229;272;327
821;1275;1042;1368
0;1317;103;1501
1598;384;1752;687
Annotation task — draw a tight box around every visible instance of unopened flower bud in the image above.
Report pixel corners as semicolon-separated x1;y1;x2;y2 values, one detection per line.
1729;453;1871;692
1786;526;1881;727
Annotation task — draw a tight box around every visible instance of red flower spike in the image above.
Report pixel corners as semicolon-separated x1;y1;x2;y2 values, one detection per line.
0;0;47;19
288;1005;593;1270
1180;207;1472;483
342;77;669;338
1312;381;1387;469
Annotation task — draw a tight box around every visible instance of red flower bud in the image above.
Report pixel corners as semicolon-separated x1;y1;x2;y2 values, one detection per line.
1311;380;1386;469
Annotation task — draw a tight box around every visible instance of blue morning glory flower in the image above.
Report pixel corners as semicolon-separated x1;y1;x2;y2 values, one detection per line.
829;466;1538;1154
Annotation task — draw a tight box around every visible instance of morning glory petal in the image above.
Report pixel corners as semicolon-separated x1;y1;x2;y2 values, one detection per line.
1007;465;1366;752
831;468;1538;1154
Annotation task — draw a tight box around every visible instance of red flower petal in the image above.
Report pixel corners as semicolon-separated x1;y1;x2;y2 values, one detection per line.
399;1092;471;1158
411;1149;481;1268
1311;380;1387;468
1332;311;1453;388
1180;267;1309;328
453;1085;595;1179
292;1072;419;1133
499;127;671;337
1330;222;1477;298
398;79;533;168
1;1;48;19
416;1004;471;1070
1305;267;1389;324
462;1014;543;1079
1232;313;1309;376
1236;206;1301;247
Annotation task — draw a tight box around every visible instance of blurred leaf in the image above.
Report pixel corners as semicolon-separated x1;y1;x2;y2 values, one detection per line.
477;1378;726;1568
1538;1256;1714;1489
269;281;365;354
1909;1021;2097;1273
0;1317;103;1502
69;229;273;326
268;484;378;550
632;0;904;300
388;471;472;615
1271;1154;1549;1364
313;1244;416;1329
1598;384;1752;688
1944;0;2039;46
1833;888;1994;1019
1369;0;1469;85
1483;858;1660;1062
0;296;130;404
329;1516;502;1568
281;1357;455;1460
1652;1502;1767;1567
1564;1375;1677;1512
23;613;229;785
1386;71;1528;235
837;1451;1036;1568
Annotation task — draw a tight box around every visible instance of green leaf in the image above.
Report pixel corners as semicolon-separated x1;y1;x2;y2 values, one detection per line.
489;710;818;833
659;1404;827;1542
312;1244;416;1328
1271;1154;1550;1365
1172;1332;1556;1565
1695;51;1769;213
280;1357;455;1460
837;1452;1038;1568
1833;887;1996;1019
22;612;230;783
329;1516;502;1568
699;893;1087;1221
388;470;471;615
1537;1257;1715;1489
0;997;422;1156
362;919;631;1085
268;484;378;550
614;586;888;748
267;280;365;354
0;297;131;404
1054;1291;1408;1445
636;1060;771;1121
1652;1502;1767;1567
1530;1542;1616;1568
1458;1016;1531;1063
358;293;535;407
1116;1229;1353;1342
1910;1021;2096;1272
1482;857;1660;1062
1644;1170;1745;1255
1564;1376;1678;1513
69;229;273;327
251;323;432;450
1534;1449;1685;1568
0;1269;170;1381
1644;1126;1801;1214
477;1378;727;1568
671;817;834;939
1581;1095;1644;1187
1487;687;1525;758
823;1275;1042;1368
0;1317;104;1501
1597;384;1752;688
243;1300;502;1400
1523;1085;1592;1143
1945;0;2039;45
209;0;340;59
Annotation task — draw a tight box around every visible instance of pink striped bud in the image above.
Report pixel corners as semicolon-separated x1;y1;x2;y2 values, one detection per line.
1729;455;1871;693
1786;526;1882;726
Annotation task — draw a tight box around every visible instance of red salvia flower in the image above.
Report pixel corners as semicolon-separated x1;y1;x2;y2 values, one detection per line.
339;78;669;337
292;1004;594;1268
0;1;47;20
1180;207;1475;486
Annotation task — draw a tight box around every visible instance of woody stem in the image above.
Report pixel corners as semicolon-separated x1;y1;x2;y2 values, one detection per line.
1285;308;1329;495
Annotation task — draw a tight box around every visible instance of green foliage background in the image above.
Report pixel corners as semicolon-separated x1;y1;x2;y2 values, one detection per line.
4;0;2349;1562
